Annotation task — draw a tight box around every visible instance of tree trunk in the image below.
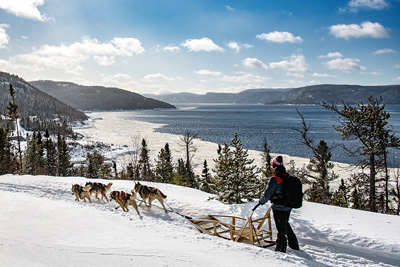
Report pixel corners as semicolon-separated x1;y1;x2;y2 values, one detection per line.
370;154;376;212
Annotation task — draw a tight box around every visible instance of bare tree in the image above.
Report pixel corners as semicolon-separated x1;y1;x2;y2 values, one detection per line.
293;109;336;204
180;130;198;187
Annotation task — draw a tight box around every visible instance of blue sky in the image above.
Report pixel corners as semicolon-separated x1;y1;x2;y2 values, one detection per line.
0;0;399;94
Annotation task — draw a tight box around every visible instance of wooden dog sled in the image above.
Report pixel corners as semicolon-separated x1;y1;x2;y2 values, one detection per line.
188;206;275;248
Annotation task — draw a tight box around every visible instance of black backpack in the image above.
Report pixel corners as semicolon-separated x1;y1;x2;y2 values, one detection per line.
273;175;303;209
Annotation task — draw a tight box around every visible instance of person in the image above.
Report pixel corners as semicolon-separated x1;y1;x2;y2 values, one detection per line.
253;155;299;253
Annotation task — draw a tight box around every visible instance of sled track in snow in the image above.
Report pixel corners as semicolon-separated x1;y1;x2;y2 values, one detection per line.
1;177;400;267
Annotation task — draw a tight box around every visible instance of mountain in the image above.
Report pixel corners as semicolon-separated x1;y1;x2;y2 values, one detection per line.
0;72;88;124
146;85;400;105
270;84;400;104
31;80;175;111
145;88;288;104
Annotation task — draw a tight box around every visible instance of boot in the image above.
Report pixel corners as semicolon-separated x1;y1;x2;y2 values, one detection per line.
275;243;287;253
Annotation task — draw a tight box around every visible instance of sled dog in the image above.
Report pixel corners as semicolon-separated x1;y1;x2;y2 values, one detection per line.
71;184;92;203
134;182;167;213
110;190;140;215
85;181;113;202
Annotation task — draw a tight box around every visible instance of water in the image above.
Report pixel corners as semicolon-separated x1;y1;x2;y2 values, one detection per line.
120;104;400;166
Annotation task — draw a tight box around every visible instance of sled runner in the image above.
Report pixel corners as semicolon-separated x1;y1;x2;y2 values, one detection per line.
188;206;275;247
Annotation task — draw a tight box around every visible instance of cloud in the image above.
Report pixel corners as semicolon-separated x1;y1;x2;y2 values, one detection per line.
395;64;400;69
143;73;181;82
219;74;269;84
227;41;253;53
181;37;225;52
269;54;308;72
329;21;390;39
0;36;145;75
93;55;115;66
312;72;337;78
0;24;10;49
324;58;366;71
256;31;302;43
242;58;268;70
164;46;180;52
345;0;389;12
225;5;235;11
318;52;343;58
0;0;53;22
287;72;305;78
194;70;222;76
373;48;396;55
114;73;132;80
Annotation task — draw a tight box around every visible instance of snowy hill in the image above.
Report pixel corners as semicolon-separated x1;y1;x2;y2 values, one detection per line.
1;174;399;267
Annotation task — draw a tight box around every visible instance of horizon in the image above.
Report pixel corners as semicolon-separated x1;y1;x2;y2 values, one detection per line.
0;0;399;95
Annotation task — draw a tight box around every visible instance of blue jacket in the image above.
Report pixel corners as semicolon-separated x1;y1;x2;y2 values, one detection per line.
259;175;291;211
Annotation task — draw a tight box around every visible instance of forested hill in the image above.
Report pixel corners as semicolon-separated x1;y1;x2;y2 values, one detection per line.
146;84;400;104
31;80;176;111
0;72;88;125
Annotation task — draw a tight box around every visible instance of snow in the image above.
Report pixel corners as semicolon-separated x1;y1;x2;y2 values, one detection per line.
1;174;399;267
72;111;357;183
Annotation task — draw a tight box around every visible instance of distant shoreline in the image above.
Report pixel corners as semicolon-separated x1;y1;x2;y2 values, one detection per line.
74;110;361;188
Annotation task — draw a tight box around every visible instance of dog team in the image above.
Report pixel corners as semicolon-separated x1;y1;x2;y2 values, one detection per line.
71;181;167;216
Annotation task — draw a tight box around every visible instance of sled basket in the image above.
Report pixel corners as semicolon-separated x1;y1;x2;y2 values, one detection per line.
189;206;275;247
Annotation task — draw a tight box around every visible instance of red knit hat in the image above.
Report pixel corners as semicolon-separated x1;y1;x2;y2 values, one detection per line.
272;155;283;168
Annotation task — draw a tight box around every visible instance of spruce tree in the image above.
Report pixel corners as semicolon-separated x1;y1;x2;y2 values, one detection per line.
44;129;57;176
171;158;186;186
260;137;273;187
324;96;400;212
0;127;17;174
7;84;22;170
138;139;154;181
155;143;174;183
57;133;73;176
294;109;336;204
199;159;214;193
25;132;40;174
213;133;261;204
84;150;111;179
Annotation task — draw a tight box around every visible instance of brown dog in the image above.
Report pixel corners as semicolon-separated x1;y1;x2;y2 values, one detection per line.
71;184;92;203
110;190;140;215
85;181;113;202
134;182;167;213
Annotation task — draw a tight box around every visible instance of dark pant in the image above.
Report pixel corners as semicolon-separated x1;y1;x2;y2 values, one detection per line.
272;209;299;252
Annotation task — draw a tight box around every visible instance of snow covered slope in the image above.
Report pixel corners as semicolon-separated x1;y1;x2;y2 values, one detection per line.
1;175;399;267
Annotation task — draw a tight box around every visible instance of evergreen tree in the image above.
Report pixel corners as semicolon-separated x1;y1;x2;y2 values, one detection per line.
348;172;369;211
213;133;261;204
84;150;111;179
259;137;273;191
294;109;336;204
392;171;400;215
138;139;154;181
331;179;349;208
25;132;40;174
171;158;186;186
199;159;214;193
7;83;22;170
44;129;57;176
0;127;17;174
57;133;73;176
323;96;400;212
155;143;174;183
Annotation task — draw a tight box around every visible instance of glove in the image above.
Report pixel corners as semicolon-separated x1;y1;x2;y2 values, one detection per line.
252;203;260;211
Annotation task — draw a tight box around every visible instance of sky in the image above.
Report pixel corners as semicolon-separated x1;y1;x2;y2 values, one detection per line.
0;0;399;95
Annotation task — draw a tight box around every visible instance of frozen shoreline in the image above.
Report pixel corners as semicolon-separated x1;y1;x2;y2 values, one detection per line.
74;111;357;184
